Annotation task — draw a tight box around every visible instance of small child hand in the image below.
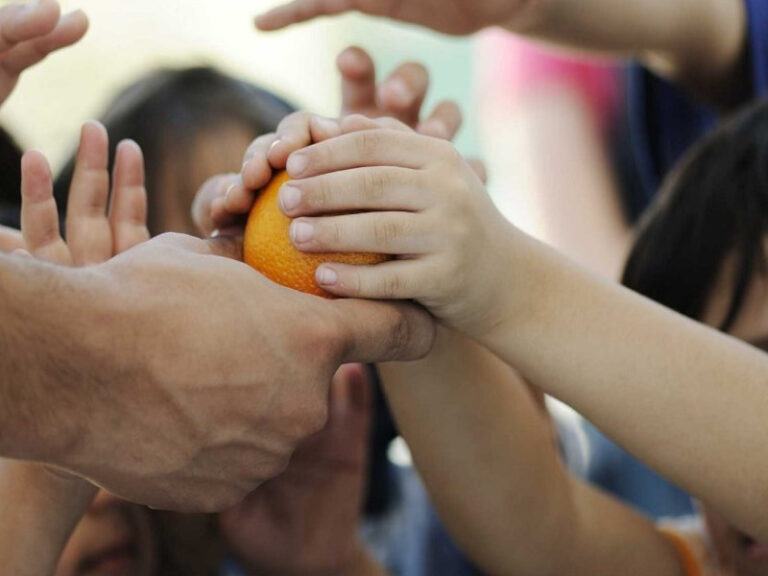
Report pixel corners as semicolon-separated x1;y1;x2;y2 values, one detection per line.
20;121;150;266
0;0;88;107
194;47;463;238
279;114;514;336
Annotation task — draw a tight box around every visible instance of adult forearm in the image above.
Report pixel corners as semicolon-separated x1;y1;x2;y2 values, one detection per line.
0;460;96;576
486;232;768;541
0;256;103;462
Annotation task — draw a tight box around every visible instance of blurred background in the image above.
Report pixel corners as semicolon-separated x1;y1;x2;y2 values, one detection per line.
0;0;479;172
0;0;630;262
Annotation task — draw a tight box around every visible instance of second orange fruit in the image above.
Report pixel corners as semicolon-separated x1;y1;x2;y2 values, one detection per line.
244;171;390;298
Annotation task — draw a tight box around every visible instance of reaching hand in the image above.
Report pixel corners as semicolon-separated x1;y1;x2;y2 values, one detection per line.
0;0;88;107
20;121;150;266
220;363;372;576
274;114;508;336
192;46;462;238
256;0;530;36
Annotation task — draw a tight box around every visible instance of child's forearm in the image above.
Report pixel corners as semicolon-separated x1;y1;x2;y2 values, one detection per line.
512;0;746;106
486;231;768;541
380;329;682;575
380;329;573;574
0;460;96;576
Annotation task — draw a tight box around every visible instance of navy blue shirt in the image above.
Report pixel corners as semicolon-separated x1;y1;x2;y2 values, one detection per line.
627;0;768;212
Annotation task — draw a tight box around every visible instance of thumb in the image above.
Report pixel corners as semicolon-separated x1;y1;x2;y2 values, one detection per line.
333;299;435;364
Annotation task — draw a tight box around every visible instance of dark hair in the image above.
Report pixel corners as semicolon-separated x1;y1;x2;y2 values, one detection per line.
622;98;768;331
54;66;296;233
0;125;23;228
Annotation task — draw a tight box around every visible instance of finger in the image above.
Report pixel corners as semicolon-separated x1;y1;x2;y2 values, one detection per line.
279;167;427;218
286;129;445;179
329;363;372;424
318;259;428;301
241;133;278;189
466;158;488;184
339;113;411;134
268;112;341;169
66;121;112;266
0;224;23;252
110;140;150;254
290;212;431;255
338;46;376;116
20;150;71;264
331;297;435;363
417;100;462;141
191;173;239;237
1;9;87;75
0;0;59;53
255;0;355;31
378;62;429;127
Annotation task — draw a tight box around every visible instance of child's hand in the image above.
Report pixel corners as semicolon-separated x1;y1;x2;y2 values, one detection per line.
280;115;513;335
0;0;88;107
219;364;372;576
193;46;462;237
20;121;150;266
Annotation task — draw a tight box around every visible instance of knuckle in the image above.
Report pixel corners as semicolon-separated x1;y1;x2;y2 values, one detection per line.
305;179;330;210
383;306;412;358
354;130;382;158
364;169;388;203
373;218;403;246
381;272;406;299
303;400;330;436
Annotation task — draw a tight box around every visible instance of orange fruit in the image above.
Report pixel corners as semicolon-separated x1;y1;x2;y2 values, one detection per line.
243;171;390;298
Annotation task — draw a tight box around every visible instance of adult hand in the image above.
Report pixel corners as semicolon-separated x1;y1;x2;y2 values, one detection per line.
0;0;88;107
34;233;433;512
192;46;462;237
256;0;532;36
220;363;371;575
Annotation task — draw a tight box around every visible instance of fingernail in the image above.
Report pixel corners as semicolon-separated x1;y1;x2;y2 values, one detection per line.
279;185;301;212
287;153;308;176
269;139;281;153
317;266;338;286
290;220;314;244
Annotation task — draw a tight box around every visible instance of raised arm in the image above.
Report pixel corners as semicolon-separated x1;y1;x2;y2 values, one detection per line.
379;328;683;576
256;0;746;105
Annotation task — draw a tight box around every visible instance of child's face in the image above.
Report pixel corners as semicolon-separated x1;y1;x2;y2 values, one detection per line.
699;254;768;575
156;123;257;236
54;491;156;576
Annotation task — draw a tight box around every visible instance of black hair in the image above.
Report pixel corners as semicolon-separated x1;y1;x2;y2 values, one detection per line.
0;125;23;228
53;66;296;233
622;98;768;331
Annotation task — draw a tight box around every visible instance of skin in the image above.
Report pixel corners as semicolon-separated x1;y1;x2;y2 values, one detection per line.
216;112;768;544
255;0;746;107
0;47;441;576
376;247;768;576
